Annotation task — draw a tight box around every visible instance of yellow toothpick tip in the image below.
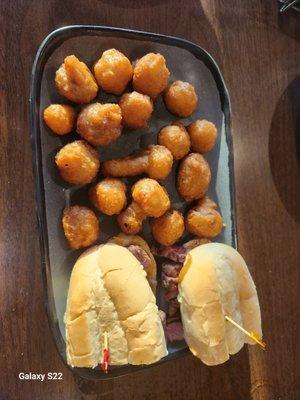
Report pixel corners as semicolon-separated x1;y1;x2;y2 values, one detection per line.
225;316;266;350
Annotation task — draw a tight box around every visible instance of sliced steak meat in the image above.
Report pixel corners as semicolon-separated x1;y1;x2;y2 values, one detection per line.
164;287;179;301
159;245;187;263
183;237;210;250
168;297;180;317
162;274;178;290
165;322;184;342
127;245;151;270
162;262;183;278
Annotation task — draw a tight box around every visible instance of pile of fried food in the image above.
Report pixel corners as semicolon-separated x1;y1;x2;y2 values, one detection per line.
44;50;223;249
44;49;263;371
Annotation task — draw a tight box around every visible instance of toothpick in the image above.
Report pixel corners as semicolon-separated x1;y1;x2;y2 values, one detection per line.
225;316;266;350
101;331;110;373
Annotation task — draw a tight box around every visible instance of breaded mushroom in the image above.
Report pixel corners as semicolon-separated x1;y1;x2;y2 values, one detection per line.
119;91;153;129
186;196;223;238
132;178;171;218
158;122;191;160
177;153;211;201
43;104;76;135
77;103;122;146
103;145;173;180
133;53;170;100
62;205;100;249
151;209;185;246
118;178;171;234
164;80;198;117
89;178;127;215
55;140;100;185
55;55;98;104
94;48;133;95
187;119;217;153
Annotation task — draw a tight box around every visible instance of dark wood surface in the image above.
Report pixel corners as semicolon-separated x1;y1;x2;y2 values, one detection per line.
0;1;299;399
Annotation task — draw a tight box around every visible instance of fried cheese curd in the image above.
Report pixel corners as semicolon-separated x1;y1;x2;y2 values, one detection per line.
151;209;185;246
55;140;100;185
133;53;170;100
164;80;198;117
119;91;153;129
55;55;98;104
62;205;100;249
89;178;127;215
43;104;76;135
94;49;133;95
77;103;122;146
118;178;171;234
177;153;211;201
158;122;191;160
187;119;217;153
186;196;224;238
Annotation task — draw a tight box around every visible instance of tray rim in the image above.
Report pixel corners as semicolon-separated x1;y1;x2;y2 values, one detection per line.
29;24;237;381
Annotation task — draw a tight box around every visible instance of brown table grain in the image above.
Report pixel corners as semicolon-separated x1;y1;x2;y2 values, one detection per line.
0;1;299;399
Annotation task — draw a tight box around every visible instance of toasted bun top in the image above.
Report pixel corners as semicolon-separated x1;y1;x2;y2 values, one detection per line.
178;243;262;366
64;243;167;368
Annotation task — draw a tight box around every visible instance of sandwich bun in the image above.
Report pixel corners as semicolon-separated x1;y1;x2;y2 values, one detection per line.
109;233;157;292
64;243;167;368
178;243;262;366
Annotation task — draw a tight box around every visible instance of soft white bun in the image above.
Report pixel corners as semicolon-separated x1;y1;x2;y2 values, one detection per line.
64;243;167;368
178;243;262;366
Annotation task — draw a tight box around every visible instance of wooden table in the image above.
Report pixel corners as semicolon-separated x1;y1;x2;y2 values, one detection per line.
0;1;299;399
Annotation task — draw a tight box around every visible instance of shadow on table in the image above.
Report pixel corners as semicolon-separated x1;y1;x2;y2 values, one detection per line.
269;75;300;224
278;8;300;42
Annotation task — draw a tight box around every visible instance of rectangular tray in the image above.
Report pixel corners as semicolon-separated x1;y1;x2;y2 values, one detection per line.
30;25;237;380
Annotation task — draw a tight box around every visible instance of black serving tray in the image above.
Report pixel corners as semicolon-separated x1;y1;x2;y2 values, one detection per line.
30;25;237;380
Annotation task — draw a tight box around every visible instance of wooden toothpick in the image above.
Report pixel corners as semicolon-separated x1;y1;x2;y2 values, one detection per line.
225;316;266;350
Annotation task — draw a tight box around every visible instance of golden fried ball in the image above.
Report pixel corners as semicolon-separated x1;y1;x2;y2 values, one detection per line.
43;104;76;135
164;80;198;117
94;49;133;95
77;103;122;146
187;119;217;153
55;140;100;185
89;178;127;215
55;55;98;104
133;53;170;100
186;197;223;238
117;202;146;235
62;205;100;249
158;123;191;160
151;209;185;246
132;178;171;217
119;91;153;129
177;153;211;201
147;145;173;180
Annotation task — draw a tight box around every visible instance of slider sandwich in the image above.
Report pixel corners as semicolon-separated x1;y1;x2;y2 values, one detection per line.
64;238;167;368
178;243;263;365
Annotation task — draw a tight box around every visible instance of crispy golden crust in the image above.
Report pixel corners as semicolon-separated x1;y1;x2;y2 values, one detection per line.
102;145;173;180
151;209;185;246
77;103;122;146
186;196;224;238
133;53;170;100
117;202;146;235
119;91;153;129
55;140;100;185
43;104;76;135
158;123;191;160
62;206;100;249
94;49;133;95
55;55;98;103
132;178;171;218
187;120;217;153
164;80;198;117
109;233;157;292
177;153;211;201
89;178;127;215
